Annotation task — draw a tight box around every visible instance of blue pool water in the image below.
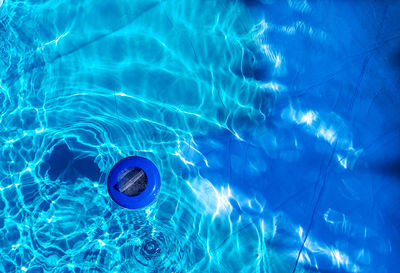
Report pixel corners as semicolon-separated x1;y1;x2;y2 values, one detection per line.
1;0;400;272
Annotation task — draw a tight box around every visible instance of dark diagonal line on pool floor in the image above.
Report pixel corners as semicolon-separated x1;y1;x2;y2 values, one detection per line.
347;4;389;116
48;1;161;64
292;142;337;273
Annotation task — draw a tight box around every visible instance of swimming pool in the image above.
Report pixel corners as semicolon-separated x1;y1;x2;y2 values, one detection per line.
1;0;400;272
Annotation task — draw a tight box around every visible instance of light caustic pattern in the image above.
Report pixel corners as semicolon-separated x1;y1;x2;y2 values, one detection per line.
0;1;279;272
1;0;398;272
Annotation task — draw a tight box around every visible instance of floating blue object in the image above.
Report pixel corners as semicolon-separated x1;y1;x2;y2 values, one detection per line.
107;156;161;209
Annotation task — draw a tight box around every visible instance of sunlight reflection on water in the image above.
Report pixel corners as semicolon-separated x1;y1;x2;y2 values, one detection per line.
1;0;399;272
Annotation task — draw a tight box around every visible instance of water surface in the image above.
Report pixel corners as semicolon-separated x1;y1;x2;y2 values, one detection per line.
1;0;399;272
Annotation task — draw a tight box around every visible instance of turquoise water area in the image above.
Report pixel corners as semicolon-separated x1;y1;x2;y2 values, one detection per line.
1;0;400;272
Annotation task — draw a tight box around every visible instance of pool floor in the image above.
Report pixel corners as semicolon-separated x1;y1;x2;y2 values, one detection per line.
1;0;400;272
